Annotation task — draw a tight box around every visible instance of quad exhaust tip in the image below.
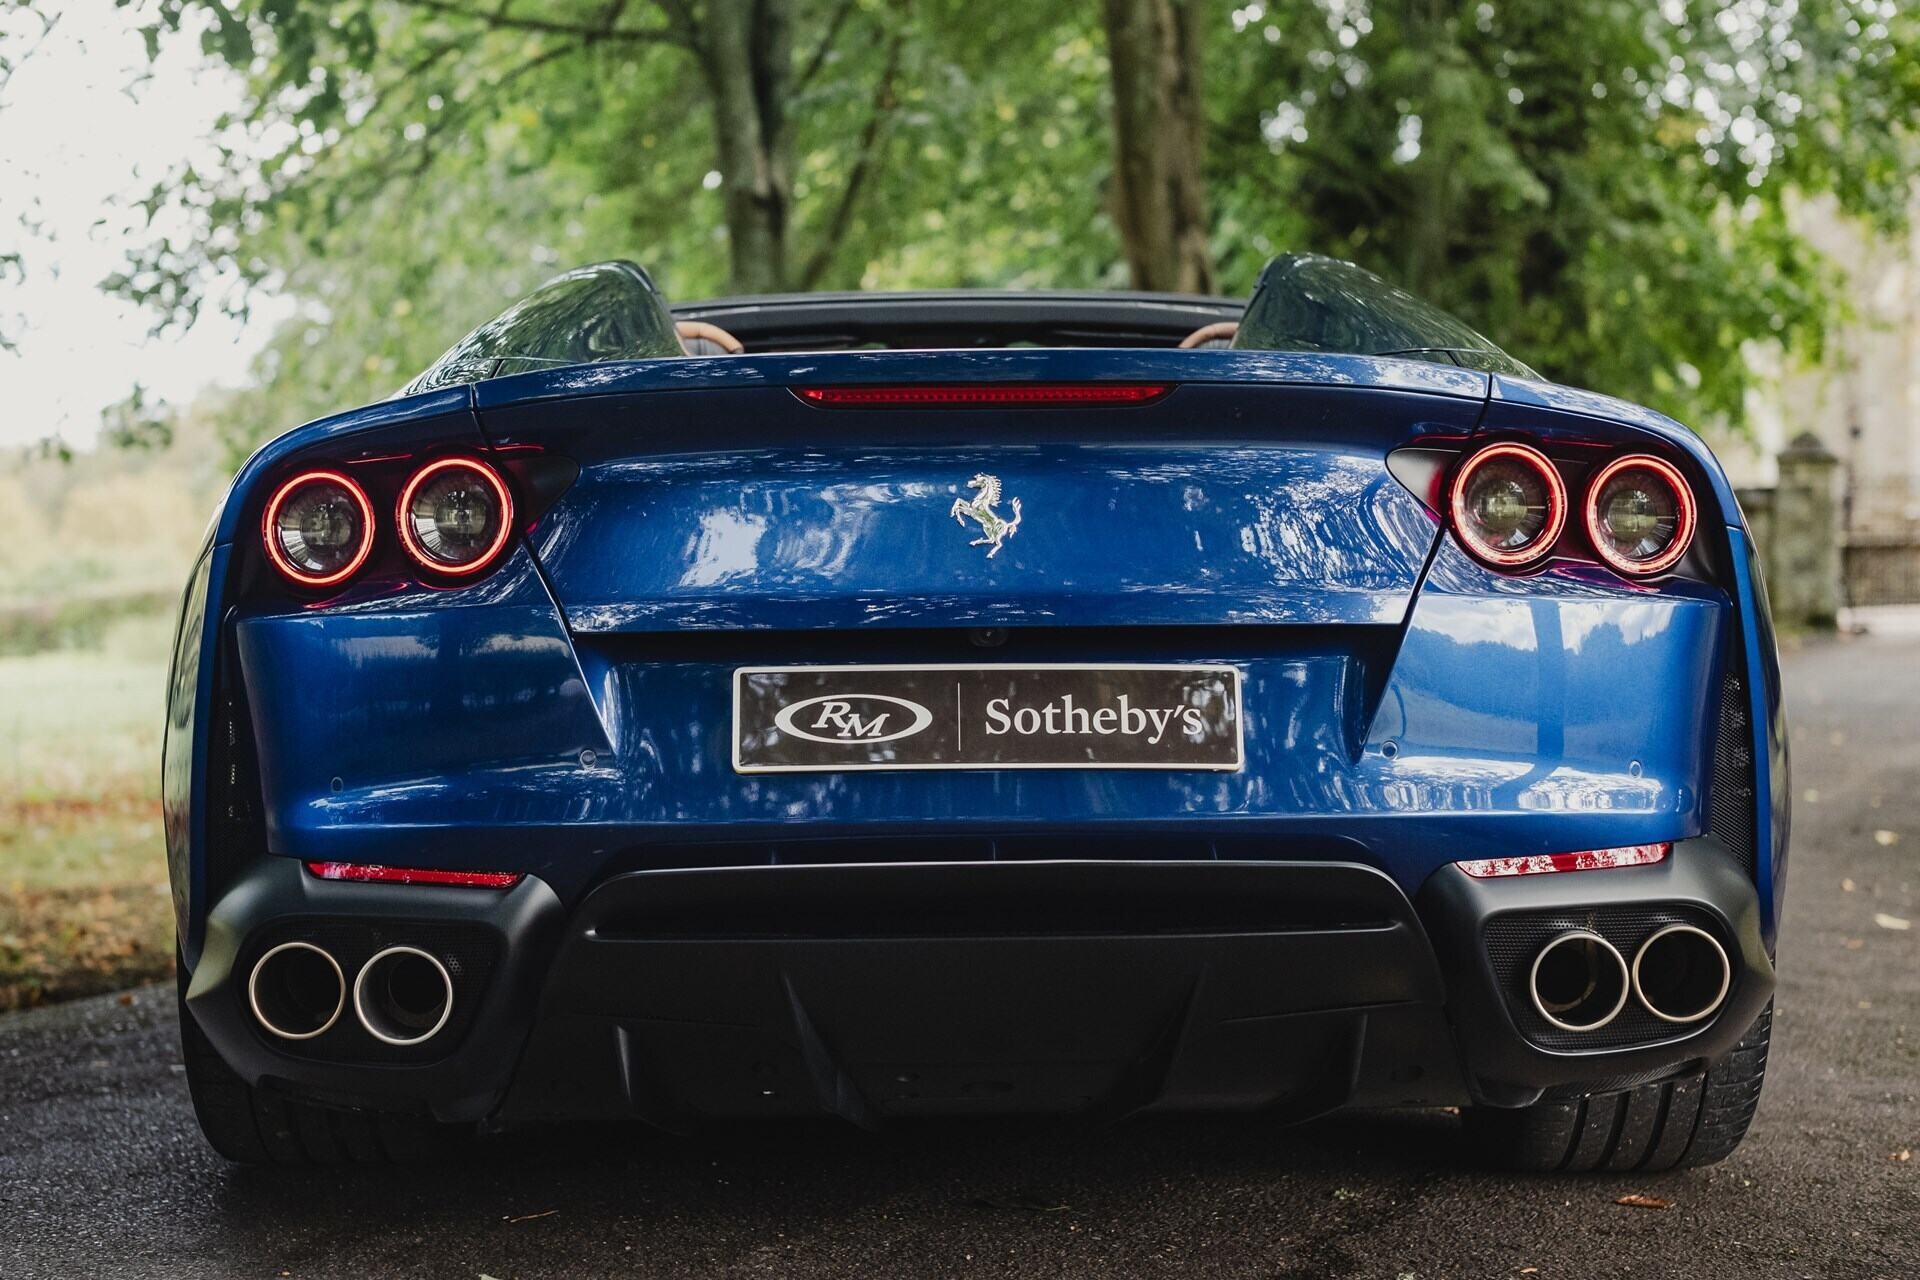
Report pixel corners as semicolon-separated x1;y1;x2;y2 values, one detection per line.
1528;931;1630;1033
1631;924;1732;1024
353;946;454;1046
248;941;345;1041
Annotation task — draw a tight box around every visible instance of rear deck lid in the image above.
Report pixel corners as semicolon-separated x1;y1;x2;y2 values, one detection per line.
477;351;1486;632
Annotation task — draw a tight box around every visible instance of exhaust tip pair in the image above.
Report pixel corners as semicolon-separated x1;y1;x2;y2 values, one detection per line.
247;942;453;1047
1528;924;1730;1033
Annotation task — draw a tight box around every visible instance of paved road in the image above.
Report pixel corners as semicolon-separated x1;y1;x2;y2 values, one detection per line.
2;636;1915;1280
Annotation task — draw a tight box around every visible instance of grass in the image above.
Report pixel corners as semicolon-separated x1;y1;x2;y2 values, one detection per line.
0;614;177;1009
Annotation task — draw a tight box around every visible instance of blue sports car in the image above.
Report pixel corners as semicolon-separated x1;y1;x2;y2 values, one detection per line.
165;254;1785;1171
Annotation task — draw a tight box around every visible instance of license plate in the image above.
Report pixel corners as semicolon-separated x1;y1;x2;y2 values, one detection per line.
732;664;1242;773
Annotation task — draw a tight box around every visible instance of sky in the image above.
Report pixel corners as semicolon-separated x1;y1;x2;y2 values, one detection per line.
0;0;287;450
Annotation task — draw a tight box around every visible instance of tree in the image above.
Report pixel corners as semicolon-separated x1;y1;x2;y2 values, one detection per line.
3;0;1914;458
63;2;1125;457
1103;0;1214;292
105;0;917;307
1206;0;1920;424
0;0;59;354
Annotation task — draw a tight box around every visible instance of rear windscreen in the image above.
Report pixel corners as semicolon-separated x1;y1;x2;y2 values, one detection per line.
1231;253;1535;376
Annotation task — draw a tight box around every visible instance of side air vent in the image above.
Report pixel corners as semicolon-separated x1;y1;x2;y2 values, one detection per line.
205;636;268;903
1708;665;1757;879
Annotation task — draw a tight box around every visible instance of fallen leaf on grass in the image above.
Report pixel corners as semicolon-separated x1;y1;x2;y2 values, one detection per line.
1892;1150;1912;1163
1614;1193;1671;1210
1873;830;1900;847
1873;914;1912;932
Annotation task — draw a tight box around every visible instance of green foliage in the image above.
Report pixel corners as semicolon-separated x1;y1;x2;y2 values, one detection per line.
1208;0;1917;425
2;0;1914;459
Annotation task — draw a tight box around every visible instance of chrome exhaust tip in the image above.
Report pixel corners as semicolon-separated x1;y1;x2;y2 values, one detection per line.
352;946;454;1046
1631;924;1731;1024
247;941;345;1041
1528;930;1631;1032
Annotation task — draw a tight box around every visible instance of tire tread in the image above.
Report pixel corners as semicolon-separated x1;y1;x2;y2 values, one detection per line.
1468;1002;1772;1173
177;977;469;1165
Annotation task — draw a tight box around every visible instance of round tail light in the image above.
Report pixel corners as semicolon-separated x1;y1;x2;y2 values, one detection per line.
1585;454;1696;576
397;457;515;576
1448;442;1567;569
262;470;375;588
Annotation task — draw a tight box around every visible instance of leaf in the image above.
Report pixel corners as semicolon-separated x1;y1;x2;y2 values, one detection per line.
1614;1193;1671;1210
972;1190;1071;1213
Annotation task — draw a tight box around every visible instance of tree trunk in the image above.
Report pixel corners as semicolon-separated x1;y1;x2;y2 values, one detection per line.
1103;0;1214;293
699;0;795;294
1400;0;1452;299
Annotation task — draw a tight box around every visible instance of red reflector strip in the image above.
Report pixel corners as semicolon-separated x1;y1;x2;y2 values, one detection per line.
1456;842;1671;879
796;383;1171;408
304;861;522;889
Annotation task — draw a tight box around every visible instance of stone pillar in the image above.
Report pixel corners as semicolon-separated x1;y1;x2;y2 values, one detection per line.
1735;486;1775;578
1768;431;1842;629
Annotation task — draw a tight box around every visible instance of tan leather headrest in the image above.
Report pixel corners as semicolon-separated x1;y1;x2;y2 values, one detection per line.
676;320;746;355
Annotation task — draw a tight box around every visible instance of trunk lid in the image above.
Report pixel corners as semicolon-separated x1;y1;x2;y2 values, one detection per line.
477;353;1485;633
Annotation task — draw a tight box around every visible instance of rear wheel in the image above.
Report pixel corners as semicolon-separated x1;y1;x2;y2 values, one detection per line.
1465;1003;1771;1173
177;960;470;1164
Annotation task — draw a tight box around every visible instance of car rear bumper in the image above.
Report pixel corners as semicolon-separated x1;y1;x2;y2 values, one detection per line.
183;839;1773;1126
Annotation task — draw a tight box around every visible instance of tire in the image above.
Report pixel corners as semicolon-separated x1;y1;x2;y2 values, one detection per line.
177;961;471;1164
1465;1002;1772;1173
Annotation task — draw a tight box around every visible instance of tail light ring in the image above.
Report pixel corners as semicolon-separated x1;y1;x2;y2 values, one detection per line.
395;457;516;577
1448;441;1568;570
1584;453;1697;577
261;470;377;589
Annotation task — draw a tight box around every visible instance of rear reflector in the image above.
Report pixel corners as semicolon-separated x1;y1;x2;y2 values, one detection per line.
796;383;1171;408
1456;842;1671;879
304;861;522;889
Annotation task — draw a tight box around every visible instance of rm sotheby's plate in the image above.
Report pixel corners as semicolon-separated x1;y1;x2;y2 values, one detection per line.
732;664;1242;773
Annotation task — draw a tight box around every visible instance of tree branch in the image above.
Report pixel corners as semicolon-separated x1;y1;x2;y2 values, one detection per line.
795;0;856;92
349;39;463;131
652;0;706;59
0;5;62;100
391;0;683;45
798;17;905;289
320;38;587;206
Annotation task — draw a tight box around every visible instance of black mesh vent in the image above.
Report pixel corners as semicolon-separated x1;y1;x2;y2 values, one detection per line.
1708;665;1757;878
1483;905;1730;1052
200;623;270;908
240;919;501;1065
